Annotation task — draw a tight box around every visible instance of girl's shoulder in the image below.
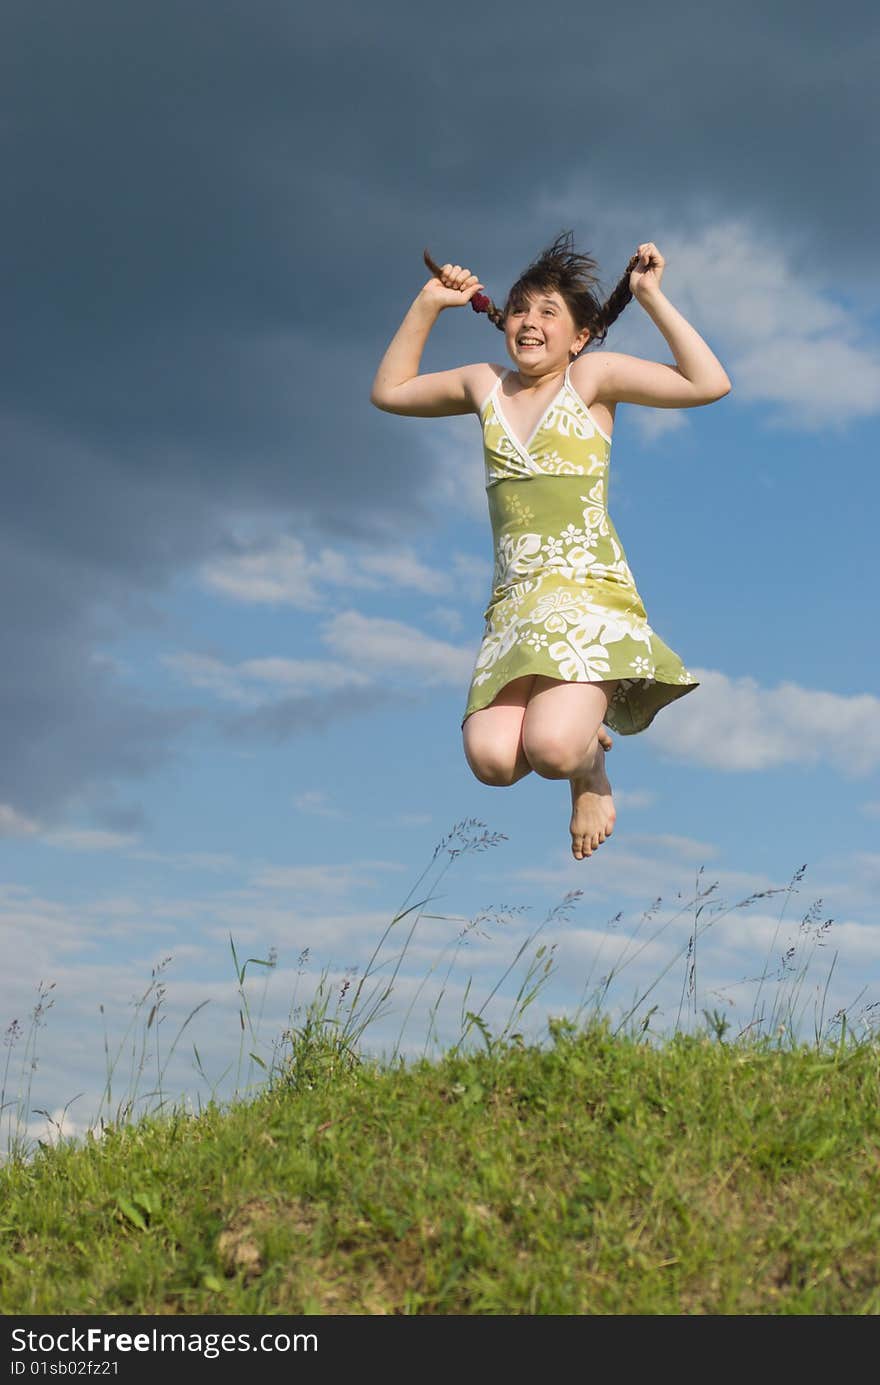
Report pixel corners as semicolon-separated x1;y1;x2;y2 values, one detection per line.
466;362;508;412
569;349;609;397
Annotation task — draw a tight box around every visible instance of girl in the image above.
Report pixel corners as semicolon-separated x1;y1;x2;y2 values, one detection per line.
370;232;730;862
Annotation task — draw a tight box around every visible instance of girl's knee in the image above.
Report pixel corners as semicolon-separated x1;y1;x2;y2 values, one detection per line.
464;746;520;787
462;726;522;786
472;763;519;787
524;730;597;779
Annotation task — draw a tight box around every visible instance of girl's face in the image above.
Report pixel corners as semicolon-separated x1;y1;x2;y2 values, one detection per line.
504;288;590;376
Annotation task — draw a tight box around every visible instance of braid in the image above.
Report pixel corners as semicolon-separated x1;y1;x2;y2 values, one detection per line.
423;242;643;343
423;249;506;330
594;253;641;345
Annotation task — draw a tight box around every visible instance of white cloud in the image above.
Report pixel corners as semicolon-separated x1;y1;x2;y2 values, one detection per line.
357;549;449;595
641;218;880;432
162;609;474;713
200;536;328;609
321;610;475;685
200;534;460;607
650;668;880;775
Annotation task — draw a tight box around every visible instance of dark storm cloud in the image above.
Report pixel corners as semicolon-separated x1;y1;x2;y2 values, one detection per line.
1;0;875;818
0;537;200;818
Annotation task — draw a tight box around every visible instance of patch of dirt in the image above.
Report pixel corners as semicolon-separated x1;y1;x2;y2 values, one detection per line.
216;1197;319;1282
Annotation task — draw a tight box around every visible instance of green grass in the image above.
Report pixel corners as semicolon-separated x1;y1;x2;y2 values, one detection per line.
2;1022;880;1314
2;821;879;1315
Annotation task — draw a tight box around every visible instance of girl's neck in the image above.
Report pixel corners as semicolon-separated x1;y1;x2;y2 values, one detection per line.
511;362;568;393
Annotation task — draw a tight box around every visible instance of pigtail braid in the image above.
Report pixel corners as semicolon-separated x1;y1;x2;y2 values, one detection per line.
593;253;641;345
423;249;506;330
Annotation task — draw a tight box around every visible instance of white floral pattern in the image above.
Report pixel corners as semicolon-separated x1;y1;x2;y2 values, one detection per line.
463;363;699;735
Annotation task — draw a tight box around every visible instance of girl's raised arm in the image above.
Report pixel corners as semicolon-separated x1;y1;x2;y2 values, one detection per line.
370;261;489;417
588;242;731;409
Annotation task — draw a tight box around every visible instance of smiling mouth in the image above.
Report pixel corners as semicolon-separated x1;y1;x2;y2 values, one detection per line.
518;338;544;347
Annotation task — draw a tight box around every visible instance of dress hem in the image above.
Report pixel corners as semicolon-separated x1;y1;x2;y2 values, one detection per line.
461;674;700;737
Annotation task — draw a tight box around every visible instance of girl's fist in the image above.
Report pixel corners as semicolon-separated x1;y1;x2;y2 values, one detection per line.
629;242;665;299
422;261;485;310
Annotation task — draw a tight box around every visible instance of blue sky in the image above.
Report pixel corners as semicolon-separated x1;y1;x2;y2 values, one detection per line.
2;0;879;1148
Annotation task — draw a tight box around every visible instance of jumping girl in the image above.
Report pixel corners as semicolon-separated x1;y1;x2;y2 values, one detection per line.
370;232;730;861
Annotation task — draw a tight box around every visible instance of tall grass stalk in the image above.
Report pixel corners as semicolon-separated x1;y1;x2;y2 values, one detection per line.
0;982;55;1161
93;959;210;1132
228;936;278;1098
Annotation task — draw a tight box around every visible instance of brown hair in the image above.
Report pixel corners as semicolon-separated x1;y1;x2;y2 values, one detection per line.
424;231;640;348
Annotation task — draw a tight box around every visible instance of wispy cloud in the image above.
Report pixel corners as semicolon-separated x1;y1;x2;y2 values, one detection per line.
199;534;476;607
624;832;719;861
43;828;139;853
160;606;473;731
430;606;465;634
294;790;346;820
612;788;656;810
252;858;406;893
0;804;40;837
321;610;474;685
162;651;371;705
252;863;371;893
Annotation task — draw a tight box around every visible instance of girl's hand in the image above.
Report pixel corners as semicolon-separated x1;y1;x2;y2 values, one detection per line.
629;242;665;300
420;262;485;311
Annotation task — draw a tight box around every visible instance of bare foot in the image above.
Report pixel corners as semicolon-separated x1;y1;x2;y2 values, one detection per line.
598;726;613;753
569;742;616;861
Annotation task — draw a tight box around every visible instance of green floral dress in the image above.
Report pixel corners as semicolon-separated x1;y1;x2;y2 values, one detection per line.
462;363;699;735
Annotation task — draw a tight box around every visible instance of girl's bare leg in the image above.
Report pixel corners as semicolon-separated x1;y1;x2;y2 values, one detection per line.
462;675;536;785
522;678;619;860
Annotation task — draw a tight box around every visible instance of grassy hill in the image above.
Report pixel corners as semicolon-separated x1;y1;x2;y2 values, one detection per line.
2;1020;879;1315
